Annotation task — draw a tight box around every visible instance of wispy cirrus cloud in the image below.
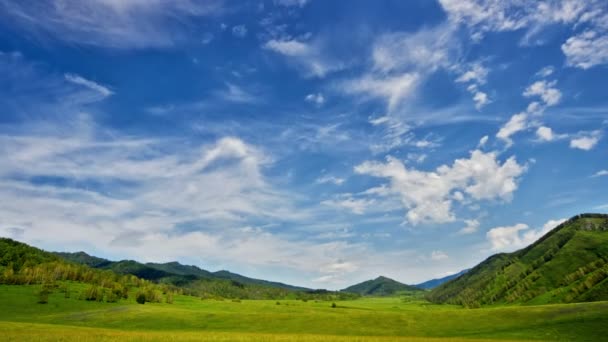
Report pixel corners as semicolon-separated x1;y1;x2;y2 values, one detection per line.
263;38;344;78
0;0;223;48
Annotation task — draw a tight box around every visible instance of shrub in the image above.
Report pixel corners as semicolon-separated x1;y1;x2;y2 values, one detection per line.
136;291;146;304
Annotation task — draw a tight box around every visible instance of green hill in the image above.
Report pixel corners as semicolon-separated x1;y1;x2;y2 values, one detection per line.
342;276;421;296
54;251;309;291
427;213;608;307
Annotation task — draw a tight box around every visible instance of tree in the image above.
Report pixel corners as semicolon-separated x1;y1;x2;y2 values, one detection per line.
136;291;146;304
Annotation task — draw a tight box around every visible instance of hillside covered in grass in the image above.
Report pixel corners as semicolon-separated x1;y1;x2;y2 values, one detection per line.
342;276;421;296
427;213;608;307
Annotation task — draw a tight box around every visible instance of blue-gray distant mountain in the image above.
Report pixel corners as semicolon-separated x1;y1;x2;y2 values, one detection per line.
415;269;470;289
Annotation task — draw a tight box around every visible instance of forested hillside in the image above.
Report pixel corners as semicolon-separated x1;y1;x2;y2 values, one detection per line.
1;238;356;301
427;214;608;307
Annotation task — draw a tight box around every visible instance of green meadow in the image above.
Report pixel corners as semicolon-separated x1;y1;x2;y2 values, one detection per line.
1;284;607;341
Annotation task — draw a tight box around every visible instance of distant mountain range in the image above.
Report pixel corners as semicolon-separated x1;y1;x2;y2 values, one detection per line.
54;251;310;291
427;213;608;307
414;269;470;289
341;276;421;296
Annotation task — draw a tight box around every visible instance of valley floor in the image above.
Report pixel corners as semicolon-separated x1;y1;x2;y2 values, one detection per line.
1;285;607;341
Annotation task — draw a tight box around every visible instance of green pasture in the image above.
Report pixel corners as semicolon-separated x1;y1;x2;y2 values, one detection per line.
1;284;607;341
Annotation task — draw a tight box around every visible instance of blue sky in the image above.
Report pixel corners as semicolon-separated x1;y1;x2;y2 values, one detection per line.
0;0;607;289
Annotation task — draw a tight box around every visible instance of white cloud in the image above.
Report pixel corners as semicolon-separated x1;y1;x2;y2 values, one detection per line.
562;31;608;69
372;24;456;73
496;113;527;146
263;38;343;78
536;126;554;141
459;219;480;234
355;150;526;225
570;131;601;150
439;0;593;37
455;63;491;110
315;175;345;186
305;93;325;106
497;78;563;147
431;250;449;261
264;39;310;56
478;135;489;147
592;170;608;177
232;25;247;38
321;195;373;215
472;90;490;110
487;218;566;252
0;0;223;48
64;73;113;98
274;0;309;7
340;24;458;115
456;63;488;84
215;83;258;103
523;80;562;106
486;223;530;251
536;66;555;77
341;73;420;112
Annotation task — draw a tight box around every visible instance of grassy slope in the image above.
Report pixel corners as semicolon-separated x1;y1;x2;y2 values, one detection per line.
1;284;608;341
342;276;422;296
428;214;608;306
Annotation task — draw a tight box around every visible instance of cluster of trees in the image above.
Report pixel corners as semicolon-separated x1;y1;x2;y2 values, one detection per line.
0;238;177;304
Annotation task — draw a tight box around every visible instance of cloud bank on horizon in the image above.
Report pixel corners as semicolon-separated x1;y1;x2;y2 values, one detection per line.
0;0;606;289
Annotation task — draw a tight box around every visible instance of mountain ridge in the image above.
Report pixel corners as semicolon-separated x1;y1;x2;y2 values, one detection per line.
54;251;310;291
415;269;470;290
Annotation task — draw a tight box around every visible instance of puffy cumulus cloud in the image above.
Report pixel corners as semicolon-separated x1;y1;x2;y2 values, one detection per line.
355;150;526;225
497;79;562;147
0;0;223;48
536;126;554;142
487;218;566;252
263;38;344;78
570;131;602;150
456;63;491;110
562;31;608;69
535;126;569;142
523;80;562;106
